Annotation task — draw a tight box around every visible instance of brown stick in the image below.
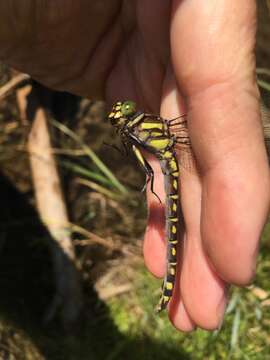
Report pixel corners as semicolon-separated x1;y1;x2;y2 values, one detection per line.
27;96;83;328
71;222;117;250
16;84;32;125
28;110;74;257
95;283;132;301
0;73;30;100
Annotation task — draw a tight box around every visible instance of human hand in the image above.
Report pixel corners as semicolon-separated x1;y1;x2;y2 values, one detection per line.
144;0;270;331
1;0;269;331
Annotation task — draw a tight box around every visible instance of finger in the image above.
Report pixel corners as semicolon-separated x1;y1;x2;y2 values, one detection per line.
171;0;270;285
167;228;196;332
143;156;197;331
143;155;166;278
161;77;228;330
178;166;228;330
143;159;197;331
142;73;185;278
169;290;196;332
170;302;196;332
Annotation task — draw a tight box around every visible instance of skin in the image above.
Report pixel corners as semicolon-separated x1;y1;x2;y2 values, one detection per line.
0;0;269;331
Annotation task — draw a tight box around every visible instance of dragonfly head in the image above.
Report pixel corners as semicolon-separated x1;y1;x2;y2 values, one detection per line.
108;101;137;127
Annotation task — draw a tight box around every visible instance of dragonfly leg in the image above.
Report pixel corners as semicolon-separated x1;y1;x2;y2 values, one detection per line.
141;176;149;193
132;145;162;203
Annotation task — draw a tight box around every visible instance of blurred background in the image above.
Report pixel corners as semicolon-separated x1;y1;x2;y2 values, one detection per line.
0;1;270;359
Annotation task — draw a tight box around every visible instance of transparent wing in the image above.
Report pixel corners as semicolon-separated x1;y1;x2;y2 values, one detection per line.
169;104;270;171
165;116;196;173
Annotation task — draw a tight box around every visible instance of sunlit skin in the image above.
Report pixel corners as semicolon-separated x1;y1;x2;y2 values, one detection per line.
0;1;269;331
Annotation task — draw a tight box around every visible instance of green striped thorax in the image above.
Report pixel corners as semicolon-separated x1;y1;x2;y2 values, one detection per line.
108;101;137;128
108;100;176;153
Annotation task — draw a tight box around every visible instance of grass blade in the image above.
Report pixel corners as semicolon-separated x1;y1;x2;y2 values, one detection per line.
257;68;270;77
257;79;270;92
231;308;241;350
51;118;127;194
226;292;239;314
60;160;113;188
76;178;123;200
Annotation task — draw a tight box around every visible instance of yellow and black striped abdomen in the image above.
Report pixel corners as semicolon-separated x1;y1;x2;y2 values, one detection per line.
156;152;179;312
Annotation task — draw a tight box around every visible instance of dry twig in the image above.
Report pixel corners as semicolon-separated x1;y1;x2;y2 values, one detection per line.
0;73;30;100
71;222;119;250
95;283;132;301
15;84;32;125
26;91;83;328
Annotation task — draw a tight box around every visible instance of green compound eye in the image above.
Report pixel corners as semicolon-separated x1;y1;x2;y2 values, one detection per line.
121;101;136;117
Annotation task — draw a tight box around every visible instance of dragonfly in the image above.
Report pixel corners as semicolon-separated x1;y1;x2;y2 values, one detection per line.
108;100;191;312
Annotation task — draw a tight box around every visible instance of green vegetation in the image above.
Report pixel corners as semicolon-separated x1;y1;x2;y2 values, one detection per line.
257;68;270;92
51;118;128;197
107;242;270;360
0;232;270;360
